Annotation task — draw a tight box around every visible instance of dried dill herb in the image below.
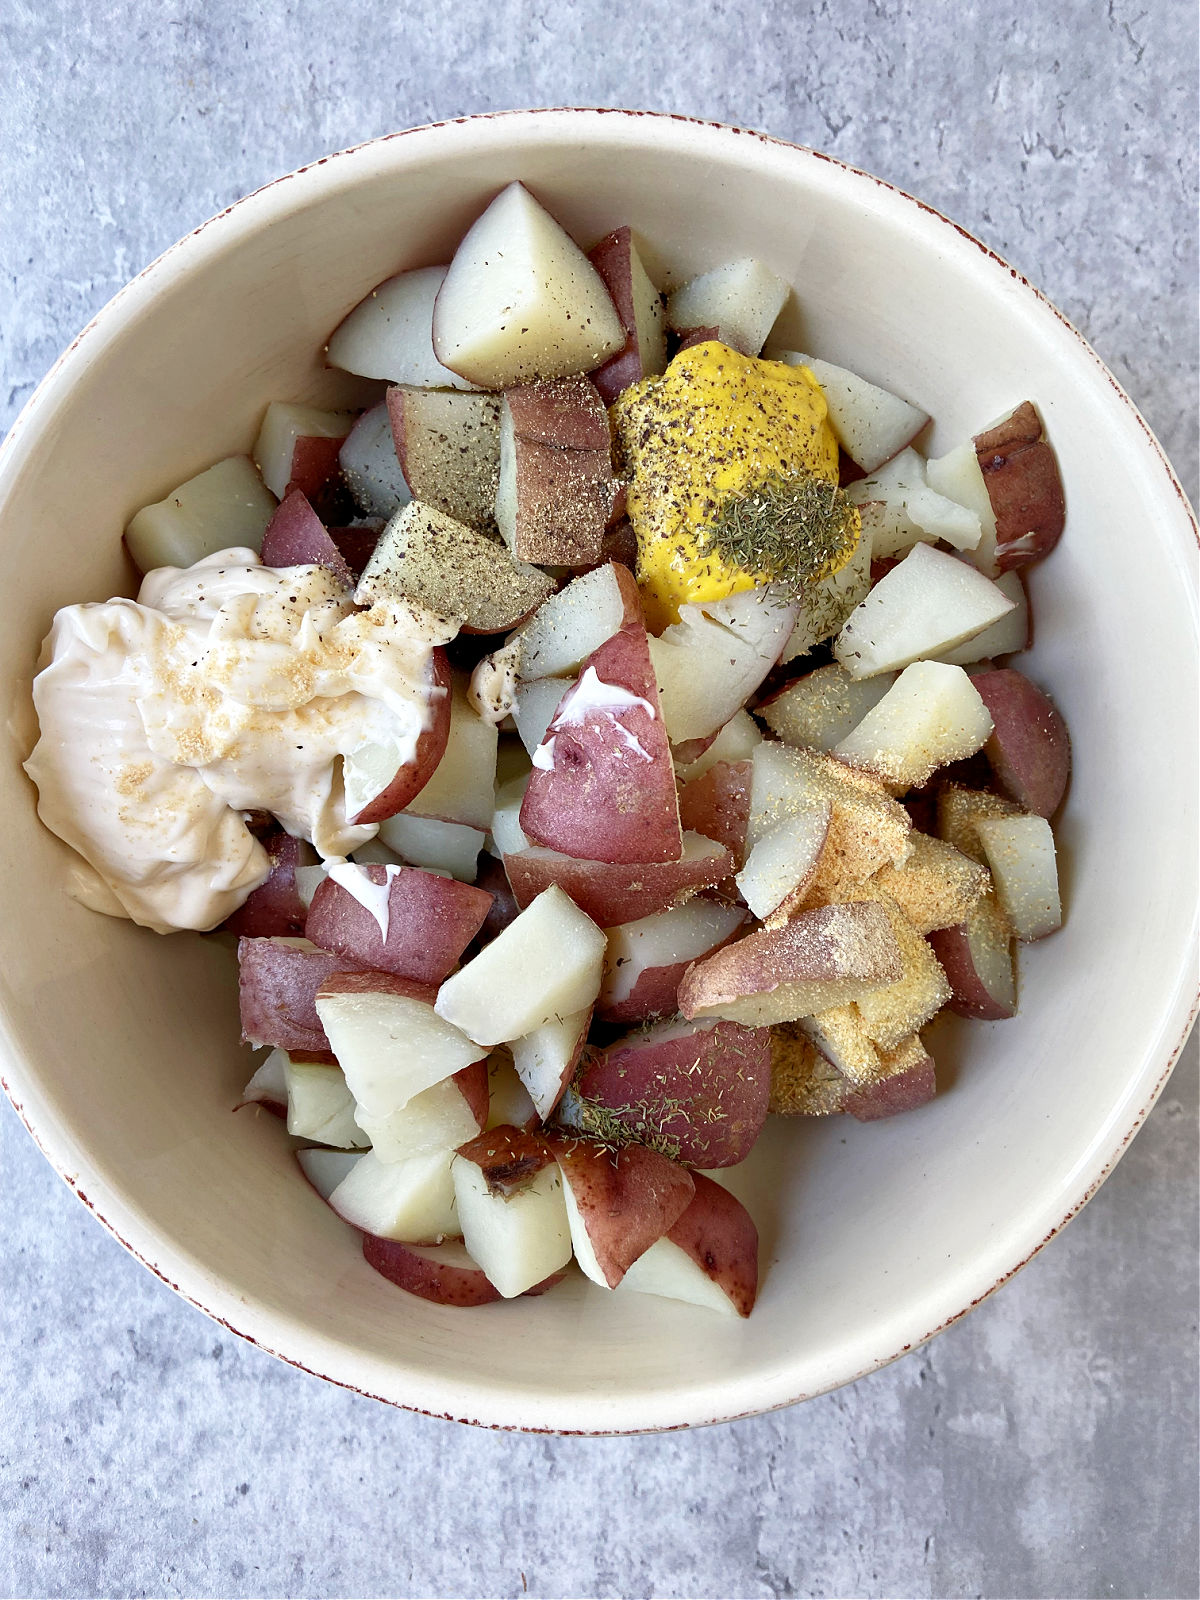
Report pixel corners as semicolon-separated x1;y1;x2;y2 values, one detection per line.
700;472;860;596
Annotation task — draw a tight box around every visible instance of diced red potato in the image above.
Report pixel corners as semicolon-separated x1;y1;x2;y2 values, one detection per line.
971;668;1071;817
339;403;412;521
833;661;995;791
509;1006;592;1120
324;1146;461;1240
616;1172;759;1317
974;814;1062;941
937;572;1028;665
598;899;748;1023
512;678;570;760
974;402;1066;572
328;521;384;576
473;854;520;945
396;674;498;830
936;784;1024;864
435;884;606;1048
842;1039;937;1122
238;936;369;1053
452;1126;573;1298
432;181;625;389
467;637;522;728
326;264;478;390
315;970;486;1135
489;774;532;858
237;1048;290;1117
649;586;799;744
495;376;620;566
678;900;905;1027
345;647;453;827
834;543;1017;679
666;260;789;358
305;862;492;985
677;760;752;869
757;665;896;753
673;709;763;781
295;1146;362;1200
735;799;831;921
485;1049;539;1132
515;561;643;682
586;226;668;405
851;892;952;1051
870;833;990;936
124;456;277;574
222;829;314;938
781;528;873;663
928;893;1018;1020
359;1063;488;1165
502;832;734;926
283;1053;371;1148
355;500;554;635
775;354;928;475
362;1233;564;1306
844;447;982;557
386;388;501;534
377;813;486;883
673;324;721;353
259;489;354;588
253;401;354;501
547;1136;696;1289
519;619;683;866
572;1016;772;1168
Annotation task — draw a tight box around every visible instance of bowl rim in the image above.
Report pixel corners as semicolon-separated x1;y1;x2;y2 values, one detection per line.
1;106;1197;1435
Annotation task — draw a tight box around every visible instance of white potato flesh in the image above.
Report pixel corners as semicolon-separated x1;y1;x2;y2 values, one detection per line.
834;661;994;789
627;240;668;375
355;1075;481;1164
513;678;569;758
376;813;484;882
435;885;606;1047
559;1175;609;1288
451;1158;572;1298
327;1148;459;1242
509;1007;590;1120
964;893;1019;1010
759;664;896;752
974;814;1062;941
746;740;827;849
432;182;624;388
489;773;531;857
401;677;497;831
926;440;999;575
666;258;789;356
937;573;1028;664
781;530;872;662
614;1235;739;1316
601;900;747;1007
314;986;483;1122
253;401;355;500
327;265;478;389
339;403;412;520
674;710;763;780
240;1047;289;1108
847;447;982;557
125;456;277;573
292;864;329;910
296;1147;363;1201
735;800;832;919
516;563;631;680
284;1057;370;1148
834;543;1016;679
485;1052;538;1131
650;587;798;743
777;353;928;474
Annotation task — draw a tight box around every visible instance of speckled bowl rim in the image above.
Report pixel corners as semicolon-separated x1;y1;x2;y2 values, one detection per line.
1;107;1196;1435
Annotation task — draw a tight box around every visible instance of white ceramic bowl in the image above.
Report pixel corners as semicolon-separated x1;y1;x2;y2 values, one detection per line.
1;110;1196;1434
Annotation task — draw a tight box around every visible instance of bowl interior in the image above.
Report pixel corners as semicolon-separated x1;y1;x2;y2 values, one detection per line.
0;112;1195;1432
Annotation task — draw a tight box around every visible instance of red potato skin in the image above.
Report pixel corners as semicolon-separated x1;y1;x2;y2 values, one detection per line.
505;375;611;450
838;449;868;488
597;908;748;1025
843;1058;937;1121
260;488;354;588
349;648;453;825
222;829;310;938
328;523;383;577
673;325;720;353
455;1124;556;1193
362;1234;566;1307
587;227;654;406
473;854;521;945
316;968;439;1006
288;434;349;503
927;922;1017;1021
671;731;719;768
677;761;752;869
452;1059;491;1132
546;1136;696;1287
971;668;1071;818
504;377;618;568
974;402;1066;572
520;620;684;865
666;1173;759;1317
305;865;492;985
237;938;370;1053
502;841;733;927
575;1018;772;1167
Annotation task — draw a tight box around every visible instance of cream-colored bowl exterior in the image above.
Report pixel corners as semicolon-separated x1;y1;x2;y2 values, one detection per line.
0;111;1196;1434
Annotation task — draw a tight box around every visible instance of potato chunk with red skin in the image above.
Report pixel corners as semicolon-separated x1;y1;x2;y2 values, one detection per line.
520;620;683;865
619;1172;759;1317
571;1016;771;1168
362;1234;564;1307
238;937;369;1053
502;834;734;926
498;376;620;567
547;1135;696;1288
348;648;453;826
260;488;355;588
974;402;1065;572
222;829;313;938
677;760;752;869
972;668;1071;818
305;864;493;985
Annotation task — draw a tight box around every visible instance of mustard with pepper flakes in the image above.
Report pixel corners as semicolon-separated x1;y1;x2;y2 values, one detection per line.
611;341;841;630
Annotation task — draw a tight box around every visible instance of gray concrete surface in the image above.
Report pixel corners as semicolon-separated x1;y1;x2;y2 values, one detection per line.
1;2;1197;1596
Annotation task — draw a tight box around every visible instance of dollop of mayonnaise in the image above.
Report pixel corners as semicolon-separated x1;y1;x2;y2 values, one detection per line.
25;549;449;934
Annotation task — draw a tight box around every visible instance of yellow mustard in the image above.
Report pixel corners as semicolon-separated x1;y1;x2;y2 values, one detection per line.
611;342;841;630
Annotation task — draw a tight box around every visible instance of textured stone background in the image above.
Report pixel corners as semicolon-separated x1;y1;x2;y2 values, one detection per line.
1;2;1196;1597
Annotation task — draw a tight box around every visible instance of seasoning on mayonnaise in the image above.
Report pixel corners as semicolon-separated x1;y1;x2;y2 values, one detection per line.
24;549;450;934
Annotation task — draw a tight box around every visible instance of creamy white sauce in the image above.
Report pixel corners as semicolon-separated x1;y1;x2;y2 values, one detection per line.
25;549;447;934
326;860;403;939
530;666;655;772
